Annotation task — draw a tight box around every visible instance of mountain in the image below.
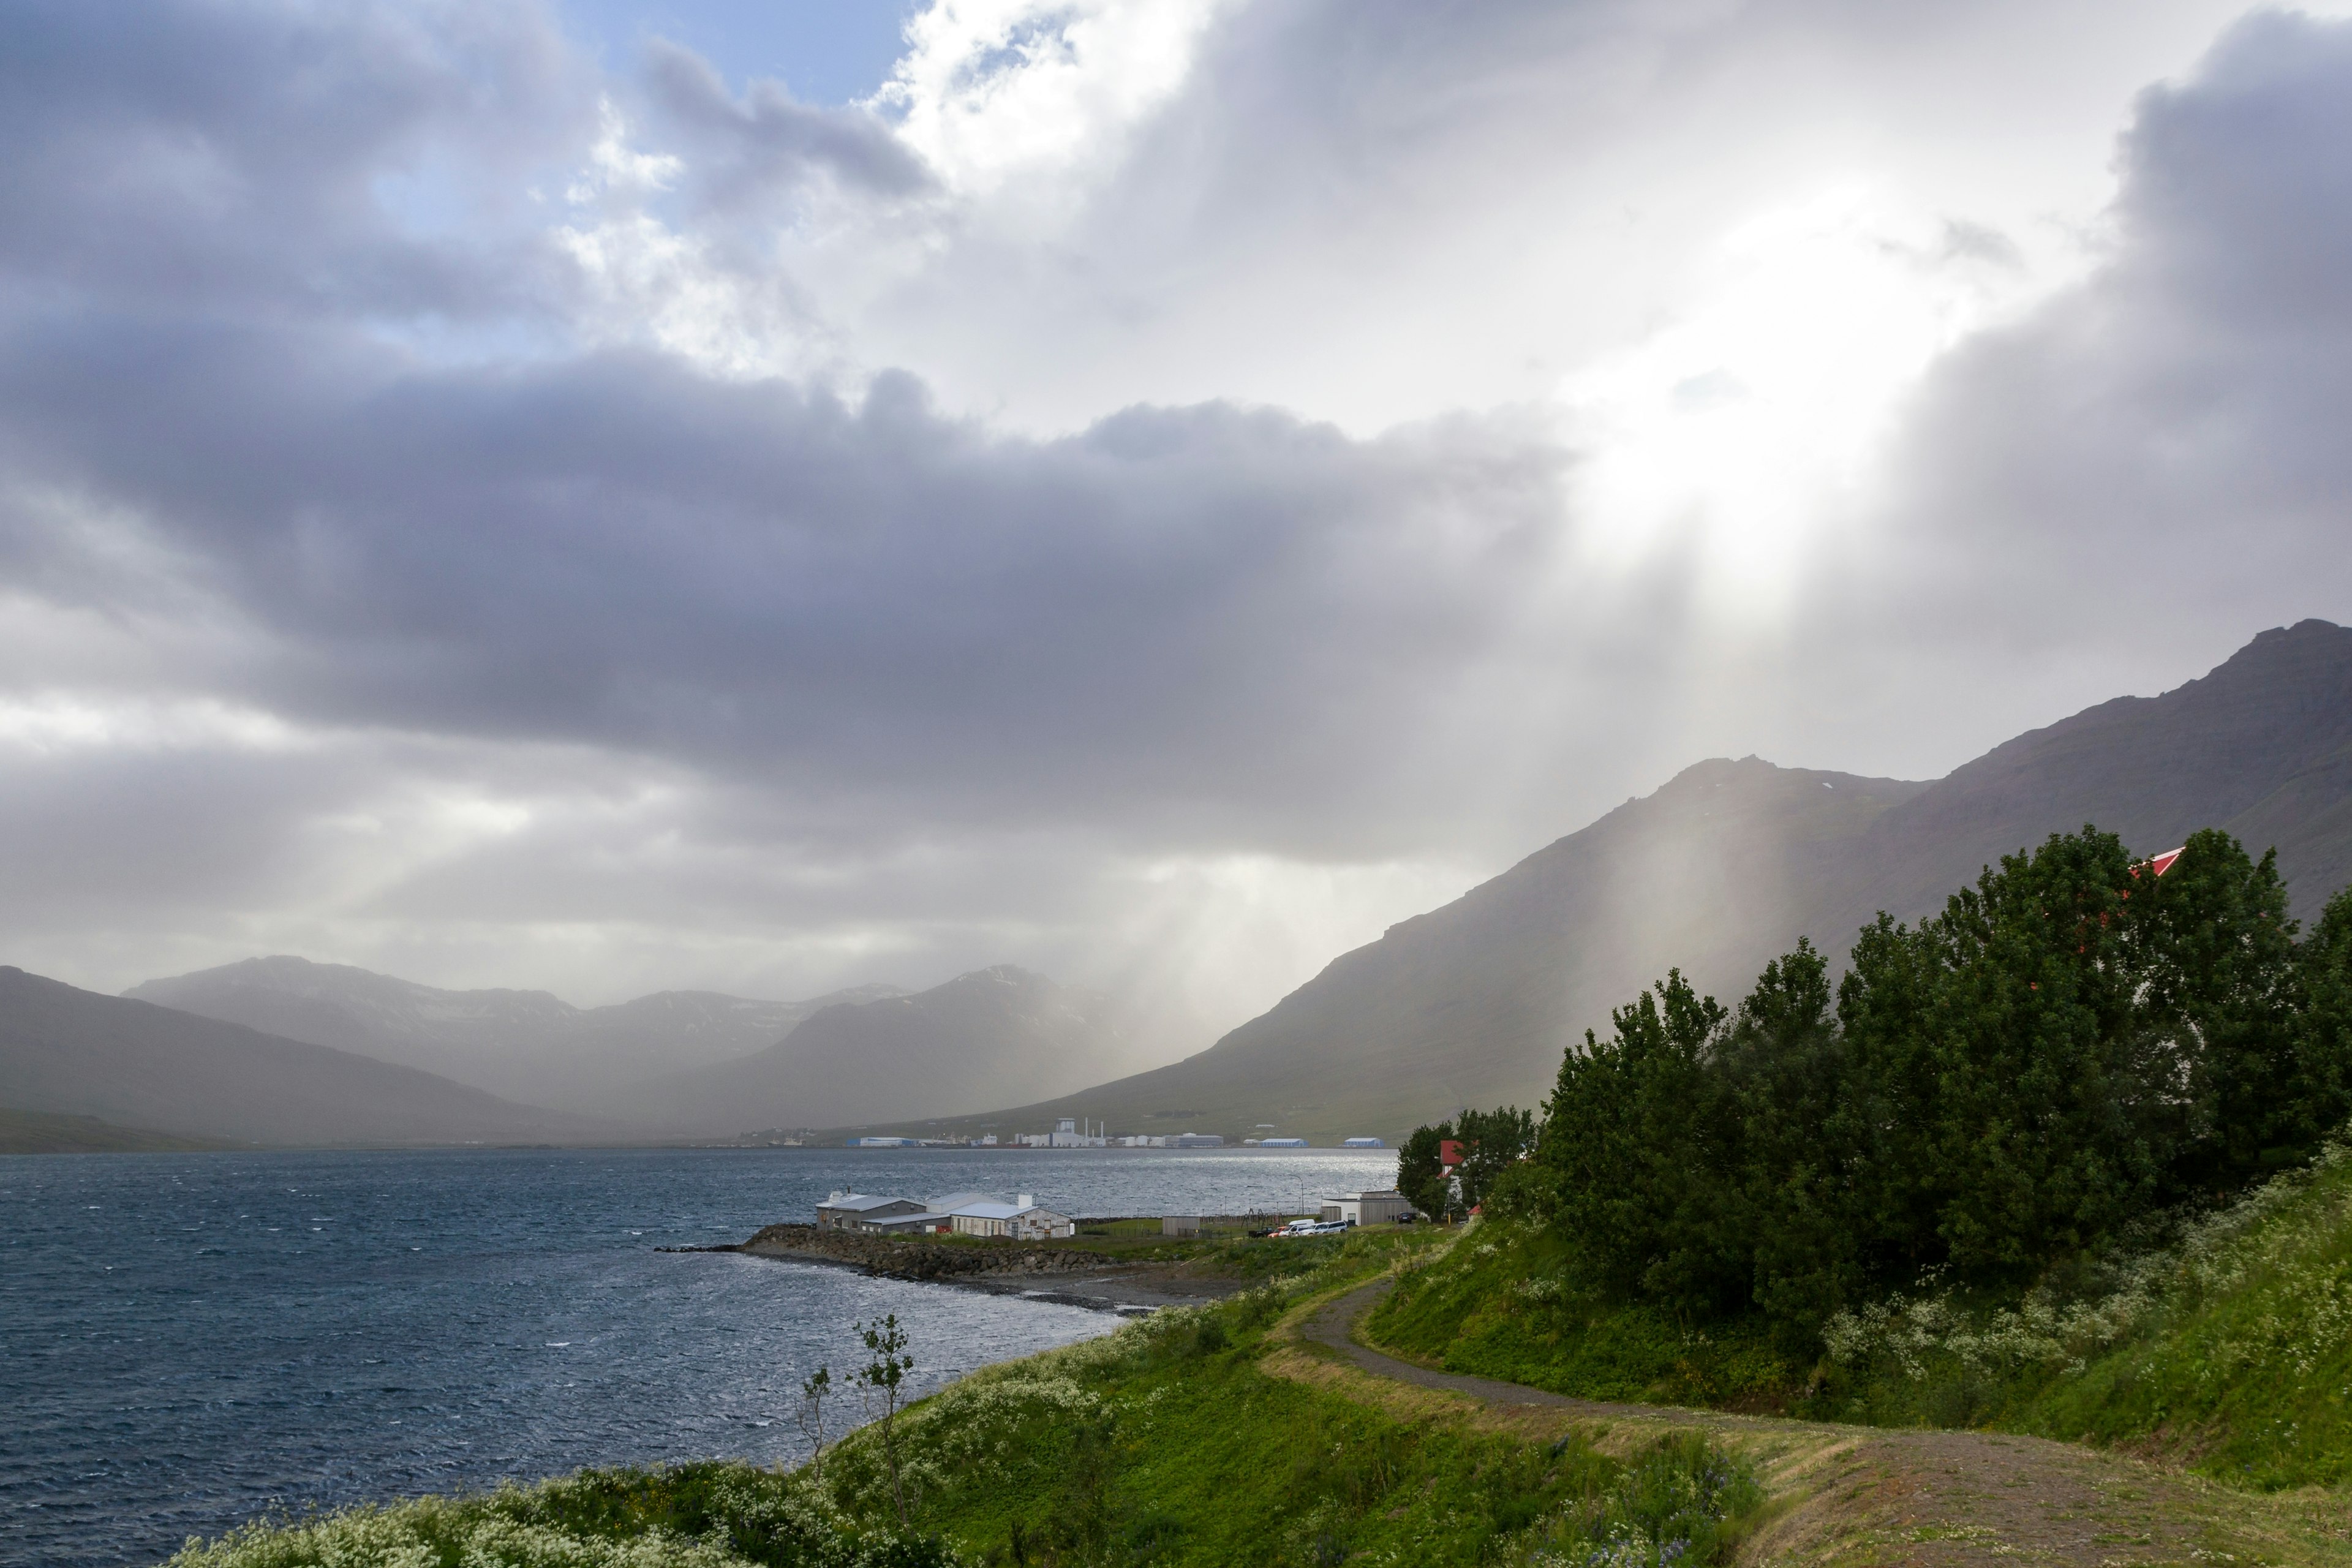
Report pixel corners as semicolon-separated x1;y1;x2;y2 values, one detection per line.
0;967;607;1145
624;965;1140;1134
1828;617;2352;930
124;956;906;1114
913;619;2352;1145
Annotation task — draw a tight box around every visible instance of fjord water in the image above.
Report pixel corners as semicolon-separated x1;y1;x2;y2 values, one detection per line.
2;1145;1393;1568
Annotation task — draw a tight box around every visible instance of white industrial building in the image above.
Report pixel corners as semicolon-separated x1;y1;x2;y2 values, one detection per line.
949;1194;1076;1239
1319;1190;1417;1226
813;1189;1075;1240
1018;1117;1109;1148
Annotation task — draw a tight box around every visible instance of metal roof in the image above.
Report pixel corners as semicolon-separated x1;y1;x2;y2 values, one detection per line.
818;1193;919;1213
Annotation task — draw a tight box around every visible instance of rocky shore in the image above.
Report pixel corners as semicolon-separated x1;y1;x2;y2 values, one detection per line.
706;1221;1253;1314
729;1222;1117;1282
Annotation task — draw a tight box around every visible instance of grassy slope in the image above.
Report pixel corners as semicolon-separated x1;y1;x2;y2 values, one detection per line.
1369;1147;2352;1494
1366;1223;1807;1410
2015;1146;2352;1487
0;1106;236;1153
170;1231;1776;1568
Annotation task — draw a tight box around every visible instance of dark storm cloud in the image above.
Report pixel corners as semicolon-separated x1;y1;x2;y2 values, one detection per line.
1863;9;2352;660
1;317;1566;843
639;39;934;210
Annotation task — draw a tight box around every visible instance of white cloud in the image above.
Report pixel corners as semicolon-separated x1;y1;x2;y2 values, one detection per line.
875;0;1232;199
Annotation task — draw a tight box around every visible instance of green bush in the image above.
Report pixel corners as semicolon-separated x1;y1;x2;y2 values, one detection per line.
165;1464;962;1568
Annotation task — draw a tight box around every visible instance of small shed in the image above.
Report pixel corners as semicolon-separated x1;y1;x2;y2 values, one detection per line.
1161;1216;1202;1237
1320;1190;1416;1226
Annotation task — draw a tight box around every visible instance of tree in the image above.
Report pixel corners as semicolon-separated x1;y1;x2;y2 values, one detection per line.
1515;823;2352;1346
2293;884;2352;1159
1717;939;1860;1332
1539;970;1733;1314
793;1363;832;1482
2133;829;2305;1189
1453;1106;1536;1215
1395;1121;1453;1221
856;1315;916;1526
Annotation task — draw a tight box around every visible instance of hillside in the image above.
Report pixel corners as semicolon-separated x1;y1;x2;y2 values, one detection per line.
0;1106;236;1153
161;1232;2352;1568
1368;1125;2352;1494
914;620;2352;1145
125;956;904;1114
0;967;608;1146
624;965;1140;1134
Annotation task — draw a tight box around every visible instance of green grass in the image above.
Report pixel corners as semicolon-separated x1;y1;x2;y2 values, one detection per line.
1956;1141;2352;1488
1366;1224;1806;1411
167;1230;1772;1568
1369;1142;2352;1493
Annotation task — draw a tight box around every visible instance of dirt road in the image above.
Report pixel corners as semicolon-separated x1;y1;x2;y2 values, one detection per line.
1268;1280;2350;1567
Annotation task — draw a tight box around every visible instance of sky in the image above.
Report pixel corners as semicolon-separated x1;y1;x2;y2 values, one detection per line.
4;0;2351;1055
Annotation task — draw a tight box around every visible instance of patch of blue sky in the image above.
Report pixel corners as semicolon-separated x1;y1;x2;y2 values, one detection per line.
559;0;921;106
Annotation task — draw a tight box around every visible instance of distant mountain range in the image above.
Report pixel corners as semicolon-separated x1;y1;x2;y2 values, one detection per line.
903;619;2352;1145
0;967;605;1146
124;957;907;1115
623;965;1144;1133
90;958;1142;1140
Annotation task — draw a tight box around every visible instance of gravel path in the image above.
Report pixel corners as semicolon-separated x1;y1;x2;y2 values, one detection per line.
1290;1280;2280;1567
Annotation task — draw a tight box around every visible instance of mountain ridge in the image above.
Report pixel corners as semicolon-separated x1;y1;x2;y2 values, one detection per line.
0;967;611;1146
870;620;2352;1145
125;956;908;1114
623;963;1150;1134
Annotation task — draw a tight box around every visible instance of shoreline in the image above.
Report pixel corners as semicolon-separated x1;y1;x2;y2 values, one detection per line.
679;1220;1255;1316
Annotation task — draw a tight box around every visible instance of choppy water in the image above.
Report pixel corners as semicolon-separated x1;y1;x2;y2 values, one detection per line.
0;1145;1392;1568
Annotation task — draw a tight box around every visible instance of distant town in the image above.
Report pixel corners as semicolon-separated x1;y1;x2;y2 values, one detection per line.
835;1117;1390;1150
813;1183;1418;1240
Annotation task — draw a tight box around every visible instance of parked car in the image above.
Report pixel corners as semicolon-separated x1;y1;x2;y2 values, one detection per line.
1273;1219;1351;1237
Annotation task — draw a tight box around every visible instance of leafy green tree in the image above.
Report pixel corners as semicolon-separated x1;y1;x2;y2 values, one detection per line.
2288;884;2352;1159
1395;1121;1452;1221
2135;829;2306;1189
1454;1106;1537;1215
857;1315;915;1526
1539;970;1732;1313
794;1363;833;1482
1894;827;2160;1282
1518;824;2352;1344
1715;939;1860;1331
